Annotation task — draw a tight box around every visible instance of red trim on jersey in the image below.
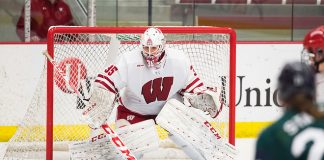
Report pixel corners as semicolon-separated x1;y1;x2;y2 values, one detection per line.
94;80;116;94
97;74;116;88
97;74;120;94
181;77;201;93
188;82;204;93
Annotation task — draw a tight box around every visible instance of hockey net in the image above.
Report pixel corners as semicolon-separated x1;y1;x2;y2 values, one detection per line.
4;26;236;160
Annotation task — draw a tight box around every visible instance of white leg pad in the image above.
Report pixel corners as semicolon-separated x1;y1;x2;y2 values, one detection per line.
156;99;237;160
168;133;206;160
115;119;160;157
69;128;122;160
69;119;159;159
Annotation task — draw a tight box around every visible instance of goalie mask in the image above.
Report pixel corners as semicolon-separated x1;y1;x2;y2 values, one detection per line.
302;26;324;72
140;27;166;69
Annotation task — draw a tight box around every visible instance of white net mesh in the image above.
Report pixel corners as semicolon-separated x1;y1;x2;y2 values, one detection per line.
4;27;235;159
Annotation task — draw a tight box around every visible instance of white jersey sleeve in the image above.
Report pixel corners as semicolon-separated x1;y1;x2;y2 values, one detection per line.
94;54;127;94
178;56;206;95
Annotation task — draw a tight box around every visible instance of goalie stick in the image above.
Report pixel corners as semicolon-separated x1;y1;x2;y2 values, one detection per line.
43;44;137;160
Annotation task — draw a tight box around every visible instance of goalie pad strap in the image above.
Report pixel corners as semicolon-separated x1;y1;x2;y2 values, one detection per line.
156;99;236;160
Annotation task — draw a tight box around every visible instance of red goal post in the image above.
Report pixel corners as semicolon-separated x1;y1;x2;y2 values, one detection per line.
47;26;236;159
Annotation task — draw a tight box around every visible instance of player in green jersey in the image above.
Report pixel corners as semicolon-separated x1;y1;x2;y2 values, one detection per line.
255;61;324;160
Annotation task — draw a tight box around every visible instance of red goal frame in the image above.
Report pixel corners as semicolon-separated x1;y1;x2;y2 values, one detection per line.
47;26;236;160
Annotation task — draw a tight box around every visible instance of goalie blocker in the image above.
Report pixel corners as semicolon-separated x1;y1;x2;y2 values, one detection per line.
156;99;237;160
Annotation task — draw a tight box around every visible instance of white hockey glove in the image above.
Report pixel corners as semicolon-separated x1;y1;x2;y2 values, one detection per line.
183;89;223;118
82;87;116;129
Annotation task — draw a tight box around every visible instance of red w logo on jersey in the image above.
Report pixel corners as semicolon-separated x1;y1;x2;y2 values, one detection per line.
141;77;174;104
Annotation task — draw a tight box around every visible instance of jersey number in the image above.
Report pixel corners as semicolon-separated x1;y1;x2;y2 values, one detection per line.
105;65;118;76
141;77;174;104
291;127;324;160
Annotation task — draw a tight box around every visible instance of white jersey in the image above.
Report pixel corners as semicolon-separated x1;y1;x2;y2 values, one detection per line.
95;47;204;115
316;73;324;109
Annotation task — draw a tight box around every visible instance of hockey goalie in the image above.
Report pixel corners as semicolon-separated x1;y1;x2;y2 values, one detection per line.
74;27;236;159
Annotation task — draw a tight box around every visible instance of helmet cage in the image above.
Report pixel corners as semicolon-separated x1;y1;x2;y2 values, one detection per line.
140;27;166;68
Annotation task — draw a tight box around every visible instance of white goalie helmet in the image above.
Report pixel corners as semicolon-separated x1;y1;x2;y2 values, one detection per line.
140;27;166;68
